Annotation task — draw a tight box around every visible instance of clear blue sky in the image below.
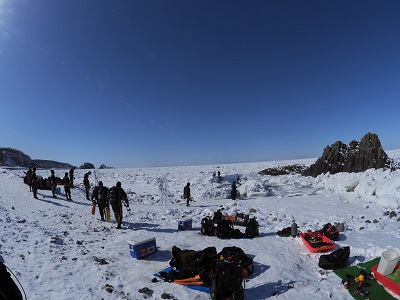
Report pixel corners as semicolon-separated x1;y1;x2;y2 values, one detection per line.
1;1;399;168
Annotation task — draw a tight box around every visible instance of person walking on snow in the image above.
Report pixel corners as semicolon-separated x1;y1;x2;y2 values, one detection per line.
91;181;109;221
83;171;91;200
184;182;191;207
108;181;129;229
63;172;72;200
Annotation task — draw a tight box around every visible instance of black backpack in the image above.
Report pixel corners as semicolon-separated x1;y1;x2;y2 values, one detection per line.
97;186;108;204
234;213;249;226
0;262;24;300
210;246;253;300
218;246;254;278
245;217;259;238
214;219;234;239
169;246;196;270
201;217;215;236
318;246;350;270
164;246;218;282
320;223;339;241
213;209;223;225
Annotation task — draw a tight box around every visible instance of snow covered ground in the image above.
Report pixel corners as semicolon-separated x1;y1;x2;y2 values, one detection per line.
1;151;400;300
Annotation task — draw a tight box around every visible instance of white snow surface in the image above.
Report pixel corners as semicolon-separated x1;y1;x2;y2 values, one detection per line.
1;151;400;300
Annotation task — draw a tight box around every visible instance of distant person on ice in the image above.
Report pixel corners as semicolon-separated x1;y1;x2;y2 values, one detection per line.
91;181;109;221
108;181;129;229
69;167;75;188
184;182;191;207
83;171;91;200
63;172;72;200
231;181;237;200
50;170;57;198
31;167;38;199
25;167;33;191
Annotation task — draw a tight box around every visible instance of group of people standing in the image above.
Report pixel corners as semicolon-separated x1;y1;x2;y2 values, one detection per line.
25;167;130;229
25;167;80;201
25;167;238;228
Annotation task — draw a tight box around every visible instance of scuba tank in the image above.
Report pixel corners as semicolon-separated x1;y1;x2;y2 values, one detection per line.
291;220;298;237
336;222;345;232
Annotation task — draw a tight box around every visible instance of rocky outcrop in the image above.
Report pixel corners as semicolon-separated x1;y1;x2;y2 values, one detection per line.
303;133;392;177
258;164;307;176
99;164;113;169
79;162;95;169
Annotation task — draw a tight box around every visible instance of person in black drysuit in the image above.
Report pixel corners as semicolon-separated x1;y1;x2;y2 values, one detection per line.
69;167;75;188
83;171;91;200
231;181;237;200
63;172;72;200
31;167;38;199
91;181;109;221
25;167;33;191
184;182;191;207
108;181;129;229
50;169;57;198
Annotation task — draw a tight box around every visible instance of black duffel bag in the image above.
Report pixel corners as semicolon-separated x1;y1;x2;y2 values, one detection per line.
318;246;350;270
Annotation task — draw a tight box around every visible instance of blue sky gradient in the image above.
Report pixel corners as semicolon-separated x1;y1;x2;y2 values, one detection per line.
0;1;399;168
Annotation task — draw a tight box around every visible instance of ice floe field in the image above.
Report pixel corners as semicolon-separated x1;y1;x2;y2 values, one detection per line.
1;150;400;300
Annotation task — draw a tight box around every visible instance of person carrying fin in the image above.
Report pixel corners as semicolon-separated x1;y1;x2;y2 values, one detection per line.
108;181;130;229
91;181;109;221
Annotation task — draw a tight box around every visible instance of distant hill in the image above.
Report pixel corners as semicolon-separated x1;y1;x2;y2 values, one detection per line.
0;147;74;169
0;148;32;167
32;159;74;170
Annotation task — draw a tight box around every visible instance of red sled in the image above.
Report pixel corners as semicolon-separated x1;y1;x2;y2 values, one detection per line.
300;232;336;253
371;264;400;296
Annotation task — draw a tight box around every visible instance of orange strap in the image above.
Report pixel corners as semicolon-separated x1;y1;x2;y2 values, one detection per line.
173;275;203;286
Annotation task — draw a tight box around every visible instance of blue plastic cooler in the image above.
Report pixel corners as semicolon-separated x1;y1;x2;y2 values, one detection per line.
178;219;193;230
128;237;157;259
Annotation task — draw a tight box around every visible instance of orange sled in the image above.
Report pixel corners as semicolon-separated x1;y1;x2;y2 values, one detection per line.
300;232;336;253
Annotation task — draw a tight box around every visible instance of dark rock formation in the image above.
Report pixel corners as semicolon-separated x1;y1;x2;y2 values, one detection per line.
99;164;113;169
79;162;95;169
258;164;307;176
302;132;392;177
